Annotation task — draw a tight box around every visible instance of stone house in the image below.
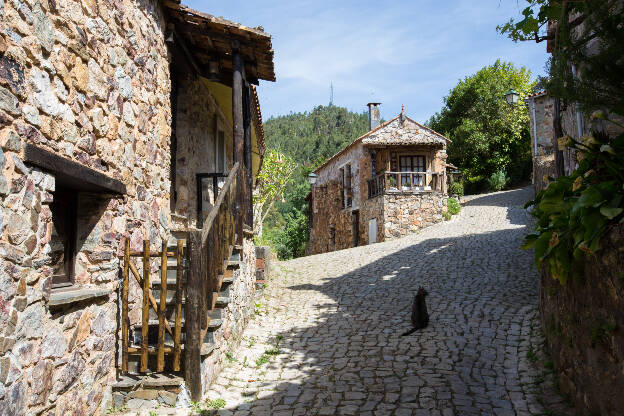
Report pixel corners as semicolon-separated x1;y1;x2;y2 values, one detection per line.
307;104;450;255
526;90;624;193
0;1;275;414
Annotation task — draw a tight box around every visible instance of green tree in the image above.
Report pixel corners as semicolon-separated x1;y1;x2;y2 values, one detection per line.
260;105;370;259
427;60;535;193
253;150;297;238
497;1;624;115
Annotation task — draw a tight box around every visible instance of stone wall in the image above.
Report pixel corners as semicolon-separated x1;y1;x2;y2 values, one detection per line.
307;179;357;255
200;236;257;395
539;225;624;416
528;94;623;192
383;192;447;240
0;0;172;414
173;76;233;228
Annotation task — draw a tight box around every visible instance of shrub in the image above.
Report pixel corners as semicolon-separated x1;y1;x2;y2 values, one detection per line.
447;198;461;215
487;170;508;191
442;211;452;221
448;181;464;197
464;175;488;195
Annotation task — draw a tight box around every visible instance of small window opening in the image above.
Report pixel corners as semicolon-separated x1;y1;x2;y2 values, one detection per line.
49;188;78;288
345;164;352;208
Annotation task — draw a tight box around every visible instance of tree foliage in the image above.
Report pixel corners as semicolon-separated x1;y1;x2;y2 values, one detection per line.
427;60;535;193
253;150;297;236
264;105;369;164
260;105;370;259
498;0;624;115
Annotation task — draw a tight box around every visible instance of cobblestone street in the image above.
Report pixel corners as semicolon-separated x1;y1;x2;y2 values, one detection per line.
195;187;572;416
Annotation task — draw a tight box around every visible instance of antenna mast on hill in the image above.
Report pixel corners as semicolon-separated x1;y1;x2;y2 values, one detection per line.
329;82;334;106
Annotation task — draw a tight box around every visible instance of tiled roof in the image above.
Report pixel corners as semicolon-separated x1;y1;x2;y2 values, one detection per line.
525;90;547;99
361;116;448;146
315;111;450;173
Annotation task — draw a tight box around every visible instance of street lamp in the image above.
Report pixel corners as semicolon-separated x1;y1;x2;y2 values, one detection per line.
307;172;317;185
504;89;520;105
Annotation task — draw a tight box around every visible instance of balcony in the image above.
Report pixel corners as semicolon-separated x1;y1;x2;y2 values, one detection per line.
367;171;444;199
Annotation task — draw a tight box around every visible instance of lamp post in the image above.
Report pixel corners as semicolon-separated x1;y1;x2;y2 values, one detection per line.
504;89;520;105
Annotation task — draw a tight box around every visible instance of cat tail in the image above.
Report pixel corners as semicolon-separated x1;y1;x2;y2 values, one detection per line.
401;327;418;336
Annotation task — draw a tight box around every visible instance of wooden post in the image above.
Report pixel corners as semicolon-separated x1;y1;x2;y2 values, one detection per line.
232;48;244;246
121;239;129;372
185;232;202;401
157;242;167;372
141;240;150;372
173;239;183;372
243;83;253;229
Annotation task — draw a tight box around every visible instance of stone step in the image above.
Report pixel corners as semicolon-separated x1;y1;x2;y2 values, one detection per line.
113;373;184;390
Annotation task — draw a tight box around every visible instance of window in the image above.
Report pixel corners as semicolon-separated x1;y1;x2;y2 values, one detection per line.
339;167;345;209
399;155;426;187
49;188;78;287
345;164;352;207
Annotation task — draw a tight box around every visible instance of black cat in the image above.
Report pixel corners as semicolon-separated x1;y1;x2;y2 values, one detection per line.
401;287;429;336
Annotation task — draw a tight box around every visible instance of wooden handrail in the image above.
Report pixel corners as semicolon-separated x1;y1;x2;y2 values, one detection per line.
201;162;240;246
187;161;240;401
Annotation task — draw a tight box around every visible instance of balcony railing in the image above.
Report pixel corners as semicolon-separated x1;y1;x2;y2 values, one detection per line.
367;171;444;198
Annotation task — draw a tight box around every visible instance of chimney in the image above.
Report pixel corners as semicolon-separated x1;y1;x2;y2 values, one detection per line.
367;102;381;131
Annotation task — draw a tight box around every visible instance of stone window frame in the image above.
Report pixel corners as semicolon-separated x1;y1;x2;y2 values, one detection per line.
23;144;124;306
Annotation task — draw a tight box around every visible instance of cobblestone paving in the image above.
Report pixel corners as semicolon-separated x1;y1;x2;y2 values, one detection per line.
135;188;575;415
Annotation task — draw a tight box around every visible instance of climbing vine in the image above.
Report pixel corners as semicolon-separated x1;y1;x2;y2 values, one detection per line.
523;119;624;284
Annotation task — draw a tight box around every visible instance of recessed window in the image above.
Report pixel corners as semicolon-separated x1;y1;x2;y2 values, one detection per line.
345;164;352;207
49;188;78;288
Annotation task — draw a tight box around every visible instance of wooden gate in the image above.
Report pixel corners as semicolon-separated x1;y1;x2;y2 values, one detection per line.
120;239;185;373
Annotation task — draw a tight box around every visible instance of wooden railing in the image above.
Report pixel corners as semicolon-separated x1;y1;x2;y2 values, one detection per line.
367;171;444;199
121;239;185;373
368;174;385;198
186;162;239;399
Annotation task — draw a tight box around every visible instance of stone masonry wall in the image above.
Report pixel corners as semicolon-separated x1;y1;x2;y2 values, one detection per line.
173;75;232;229
0;1;172;415
307;180;356;255
383;192;447;240
540;225;624;416
200;236;257;395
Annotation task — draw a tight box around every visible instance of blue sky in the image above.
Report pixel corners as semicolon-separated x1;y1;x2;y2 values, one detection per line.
185;0;548;123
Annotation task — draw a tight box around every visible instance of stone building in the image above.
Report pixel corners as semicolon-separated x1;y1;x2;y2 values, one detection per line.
0;1;274;414
307;105;450;255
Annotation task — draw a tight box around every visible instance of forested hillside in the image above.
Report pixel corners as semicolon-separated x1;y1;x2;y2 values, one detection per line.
259;105;369;259
264;105;369;164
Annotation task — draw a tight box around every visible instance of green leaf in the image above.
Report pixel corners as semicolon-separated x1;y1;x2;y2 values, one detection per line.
576;187;605;209
600;206;623;219
600;144;616;155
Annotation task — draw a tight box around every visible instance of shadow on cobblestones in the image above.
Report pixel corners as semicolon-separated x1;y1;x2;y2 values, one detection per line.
205;188;575;416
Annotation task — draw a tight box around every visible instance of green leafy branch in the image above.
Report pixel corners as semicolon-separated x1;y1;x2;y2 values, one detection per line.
523;126;624;284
